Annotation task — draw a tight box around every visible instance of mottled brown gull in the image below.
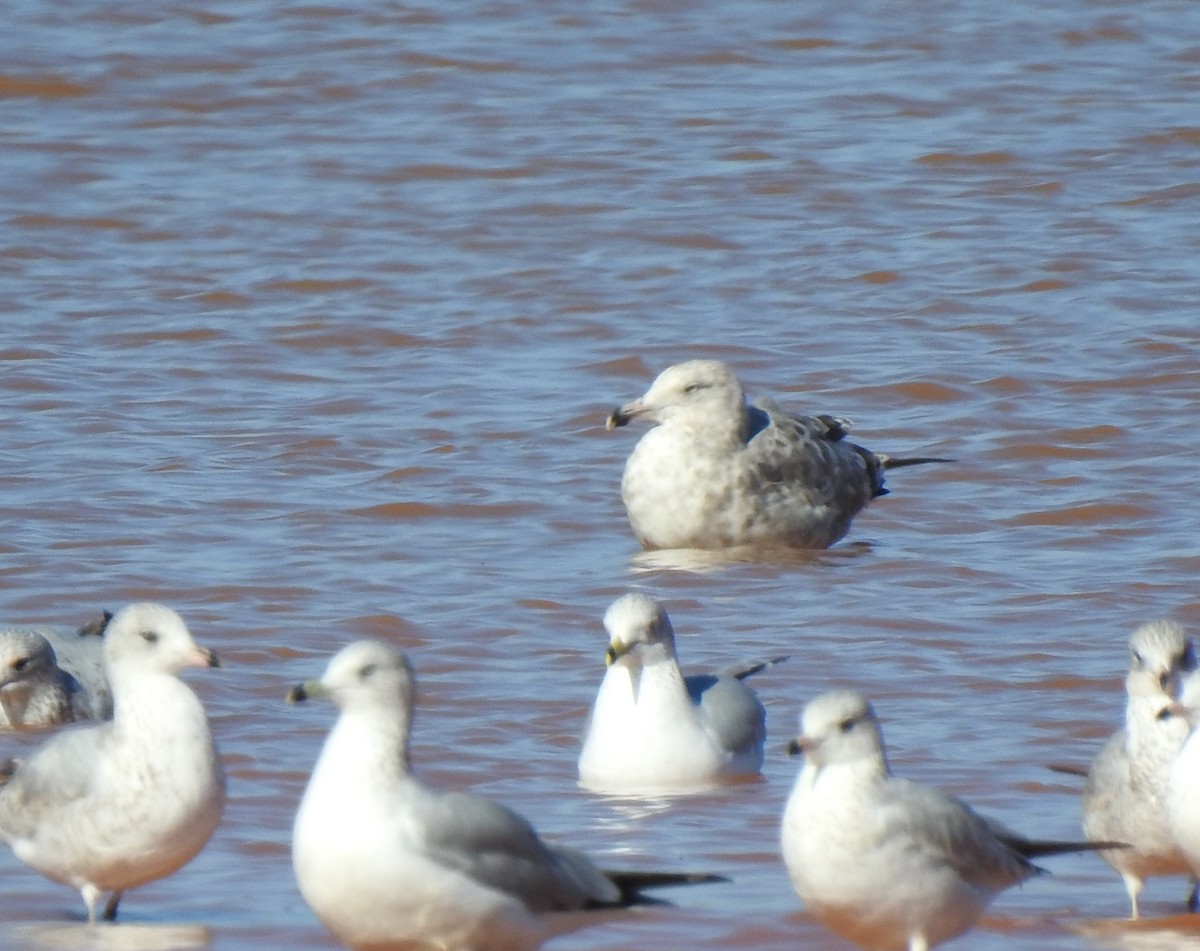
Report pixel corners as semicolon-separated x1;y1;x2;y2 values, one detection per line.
0;603;224;923
782;690;1117;951
578;593;780;795
1083;618;1196;918
606;360;947;551
289;640;722;951
0;612;113;730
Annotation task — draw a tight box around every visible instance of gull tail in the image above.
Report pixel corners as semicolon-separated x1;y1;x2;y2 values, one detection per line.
879;454;955;470
731;655;790;682
862;451;952;499
603;870;729;907
1046;761;1090;778
998;833;1129;859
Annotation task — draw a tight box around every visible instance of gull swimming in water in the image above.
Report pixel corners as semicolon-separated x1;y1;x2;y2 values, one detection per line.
289;639;723;951
0;602;224;923
782;690;1115;951
0;611;113;729
578;592;780;794
605;360;947;551
1083;618;1197;919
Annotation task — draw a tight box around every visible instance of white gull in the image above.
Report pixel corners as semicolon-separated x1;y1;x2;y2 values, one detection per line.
289;640;722;951
782;689;1114;951
1083;618;1197;918
1168;668;1200;887
0;603;224;923
578;592;779;794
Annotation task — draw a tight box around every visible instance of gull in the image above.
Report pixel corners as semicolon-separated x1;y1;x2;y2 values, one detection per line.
0;603;225;923
0;611;113;729
782;689;1114;951
1083;619;1196;919
578;592;780;794
605;360;947;551
289;640;723;951
1168;669;1200;883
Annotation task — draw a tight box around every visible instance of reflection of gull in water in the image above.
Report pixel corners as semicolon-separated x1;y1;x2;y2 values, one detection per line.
782;690;1116;951
606;360;947;551
578;593;780;795
0;612;113;729
0;603;224;923
11;923;210;951
1083;619;1196;919
628;541;875;574
1072;914;1200;951
289;640;724;951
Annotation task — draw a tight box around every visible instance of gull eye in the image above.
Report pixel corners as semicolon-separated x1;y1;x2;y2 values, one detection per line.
684;382;707;394
1131;650;1144;669
11;657;29;672
838;717;856;734
140;630;159;644
359;663;377;680
1157;706;1176;721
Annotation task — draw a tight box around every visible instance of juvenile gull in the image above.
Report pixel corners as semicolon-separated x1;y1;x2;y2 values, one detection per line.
606;360;947;551
1083;618;1197;918
0;612;113;730
0;603;224;923
578;593;780;794
782;690;1113;951
289;640;722;951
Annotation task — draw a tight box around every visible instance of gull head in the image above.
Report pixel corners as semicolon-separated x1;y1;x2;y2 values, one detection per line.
288;640;414;714
0;630;58;690
787;690;885;769
1126;618;1194;699
103;603;218;675
602;592;678;668
606;360;747;433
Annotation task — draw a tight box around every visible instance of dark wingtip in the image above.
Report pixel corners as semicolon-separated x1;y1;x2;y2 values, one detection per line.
605;408;629;430
604;870;728;906
1046;761;1091;778
77;610;114;638
732;655;790;681
881;456;955;470
815;414;853;441
999;832;1131;859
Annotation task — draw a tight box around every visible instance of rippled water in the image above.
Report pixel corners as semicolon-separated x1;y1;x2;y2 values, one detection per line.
3;1;1200;949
